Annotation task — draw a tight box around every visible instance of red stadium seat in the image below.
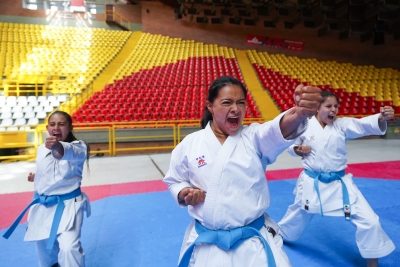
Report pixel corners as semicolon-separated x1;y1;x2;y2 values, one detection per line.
142;113;149;121
104;114;113;122
114;114;122;122
94;115;104;122
123;114;131;121
151;113;159;121
132;113;140;121
84;115;94;123
160;113;168;120
73;115;84;124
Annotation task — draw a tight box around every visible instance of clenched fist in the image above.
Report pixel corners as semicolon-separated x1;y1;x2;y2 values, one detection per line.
379;106;394;121
178;187;206;206
27;172;35;182
294;84;322;118
45;136;58;150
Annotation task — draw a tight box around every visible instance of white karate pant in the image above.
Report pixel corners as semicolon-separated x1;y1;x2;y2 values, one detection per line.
278;184;395;259
35;207;85;267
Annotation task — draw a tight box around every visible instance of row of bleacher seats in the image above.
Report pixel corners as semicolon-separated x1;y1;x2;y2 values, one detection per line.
0;95;67;104
0;117;41;130
0;22;130;47
248;51;400;115
0;95;66;130
111;32;236;80
0;22;130;95
248;51;399;109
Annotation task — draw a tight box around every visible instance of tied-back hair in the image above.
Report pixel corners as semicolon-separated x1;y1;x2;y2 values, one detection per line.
49;111;90;171
200;76;247;129
320;90;339;105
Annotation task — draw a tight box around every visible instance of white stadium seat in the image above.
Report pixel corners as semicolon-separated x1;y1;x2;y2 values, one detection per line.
0;118;13;127
24;111;36;119
0;112;12;119
12;111;24;119
13;118;26;126
27;117;39;126
36;111;47;119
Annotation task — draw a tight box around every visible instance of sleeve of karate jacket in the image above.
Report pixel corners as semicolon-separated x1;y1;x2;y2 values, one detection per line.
163;141;192;206
251;108;308;164
52;140;87;162
336;113;387;140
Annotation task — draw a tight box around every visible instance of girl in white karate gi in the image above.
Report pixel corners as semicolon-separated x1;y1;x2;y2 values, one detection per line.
3;111;91;267
278;91;396;267
163;76;322;267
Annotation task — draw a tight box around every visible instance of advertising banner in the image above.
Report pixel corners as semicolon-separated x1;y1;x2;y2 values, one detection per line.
246;34;304;51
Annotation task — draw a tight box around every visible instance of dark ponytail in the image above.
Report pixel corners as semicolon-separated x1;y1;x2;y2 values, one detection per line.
201;76;247;129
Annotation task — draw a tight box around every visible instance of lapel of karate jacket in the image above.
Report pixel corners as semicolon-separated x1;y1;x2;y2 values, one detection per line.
202;123;243;229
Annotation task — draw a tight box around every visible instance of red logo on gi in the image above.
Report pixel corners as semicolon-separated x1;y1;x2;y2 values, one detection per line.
196;156;207;168
309;135;315;141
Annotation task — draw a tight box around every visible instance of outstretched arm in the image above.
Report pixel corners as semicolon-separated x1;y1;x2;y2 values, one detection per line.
280;84;321;138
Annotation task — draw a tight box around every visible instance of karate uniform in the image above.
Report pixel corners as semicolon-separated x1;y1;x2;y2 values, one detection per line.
278;114;395;259
163;111;307;267
25;140;91;267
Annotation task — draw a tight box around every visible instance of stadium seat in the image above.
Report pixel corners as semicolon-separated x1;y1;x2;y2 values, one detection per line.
36;111;47;119
114;114;122;122
22;106;33;112
33;106;44;112
12;106;23;112
44;106;54;113
13;118;26;126
1;106;12;113
24;111;36;119
0;112;12;119
27;96;37;103
27;118;39;126
73;116;84;124
0;118;13;127
12;111;24;119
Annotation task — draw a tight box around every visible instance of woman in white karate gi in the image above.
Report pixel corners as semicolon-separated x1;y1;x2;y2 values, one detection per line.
163;76;322;267
3;111;91;267
278;91;396;267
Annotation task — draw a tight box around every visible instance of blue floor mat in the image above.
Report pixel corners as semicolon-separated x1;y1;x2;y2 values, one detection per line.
1;178;399;267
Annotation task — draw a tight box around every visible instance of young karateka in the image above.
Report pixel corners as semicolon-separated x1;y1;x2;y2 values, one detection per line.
278;90;396;267
3;111;91;267
163;76;322;267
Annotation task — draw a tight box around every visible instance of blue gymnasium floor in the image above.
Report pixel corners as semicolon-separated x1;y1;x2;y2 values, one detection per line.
1;178;399;267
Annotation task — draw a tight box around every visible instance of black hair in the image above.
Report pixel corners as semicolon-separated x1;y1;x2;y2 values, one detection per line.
320;90;339;105
48;111;90;169
200;76;247;129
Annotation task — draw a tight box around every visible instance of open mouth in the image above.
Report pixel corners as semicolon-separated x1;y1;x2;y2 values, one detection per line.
227;117;239;127
328;115;335;120
53;132;62;138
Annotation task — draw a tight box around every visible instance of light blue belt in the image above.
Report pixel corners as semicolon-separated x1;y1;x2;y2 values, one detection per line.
178;215;276;267
304;169;351;220
3;187;82;249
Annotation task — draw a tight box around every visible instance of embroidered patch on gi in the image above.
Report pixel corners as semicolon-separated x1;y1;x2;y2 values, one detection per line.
309;135;315;141
196;156;207;168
